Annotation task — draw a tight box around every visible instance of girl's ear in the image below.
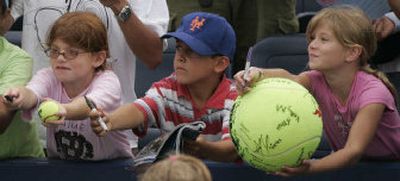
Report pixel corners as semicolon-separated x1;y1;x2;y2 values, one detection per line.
92;50;107;68
213;56;230;73
345;44;363;63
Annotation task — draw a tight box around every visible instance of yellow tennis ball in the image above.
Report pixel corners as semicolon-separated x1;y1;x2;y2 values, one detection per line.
38;100;61;123
230;78;323;172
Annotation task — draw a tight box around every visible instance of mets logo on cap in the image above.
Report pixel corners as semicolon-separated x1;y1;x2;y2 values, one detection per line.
190;16;206;31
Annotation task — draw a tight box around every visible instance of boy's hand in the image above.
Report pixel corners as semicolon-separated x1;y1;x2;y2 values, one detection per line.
275;159;314;177
90;109;110;136
183;135;206;159
233;67;263;95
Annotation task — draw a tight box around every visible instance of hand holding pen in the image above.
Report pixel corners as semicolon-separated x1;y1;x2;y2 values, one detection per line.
1;89;24;110
84;96;109;131
1;94;16;109
234;46;263;95
3;95;14;102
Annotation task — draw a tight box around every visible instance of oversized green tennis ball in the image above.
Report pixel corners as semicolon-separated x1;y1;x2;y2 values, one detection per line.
38;100;61;123
230;78;323;172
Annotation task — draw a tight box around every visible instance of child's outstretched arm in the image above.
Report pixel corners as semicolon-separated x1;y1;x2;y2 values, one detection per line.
60;97;93;120
2;87;38;110
185;137;239;162
233;67;309;95
277;103;385;176
90;103;145;136
35;97;95;126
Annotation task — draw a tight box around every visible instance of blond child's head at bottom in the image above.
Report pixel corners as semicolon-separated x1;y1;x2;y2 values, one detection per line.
140;154;212;181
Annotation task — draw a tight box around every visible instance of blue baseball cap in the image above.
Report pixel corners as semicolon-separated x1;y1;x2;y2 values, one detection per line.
162;12;236;61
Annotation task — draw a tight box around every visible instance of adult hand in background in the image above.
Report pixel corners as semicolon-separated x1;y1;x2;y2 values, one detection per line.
373;16;395;41
99;0;127;14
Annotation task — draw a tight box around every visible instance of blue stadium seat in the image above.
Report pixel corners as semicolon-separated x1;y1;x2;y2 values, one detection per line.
296;0;321;33
4;31;22;47
134;38;175;97
138;128;162;150
251;33;309;75
296;0;323;14
297;12;317;33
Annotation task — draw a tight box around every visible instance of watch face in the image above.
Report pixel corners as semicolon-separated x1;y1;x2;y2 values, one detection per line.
119;5;131;22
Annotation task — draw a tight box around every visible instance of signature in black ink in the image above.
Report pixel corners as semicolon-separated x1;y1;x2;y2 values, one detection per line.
276;118;291;130
253;134;282;153
276;105;300;130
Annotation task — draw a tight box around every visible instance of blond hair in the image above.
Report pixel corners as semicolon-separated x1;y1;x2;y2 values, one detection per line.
140;154;212;181
306;5;397;103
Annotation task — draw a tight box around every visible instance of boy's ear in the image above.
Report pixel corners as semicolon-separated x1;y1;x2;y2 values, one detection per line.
92;50;107;68
345;44;363;63
213;56;230;73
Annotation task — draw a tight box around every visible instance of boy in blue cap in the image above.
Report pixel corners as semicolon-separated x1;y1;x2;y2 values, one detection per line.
90;12;239;162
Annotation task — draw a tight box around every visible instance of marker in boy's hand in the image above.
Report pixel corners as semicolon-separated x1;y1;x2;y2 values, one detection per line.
84;96;108;131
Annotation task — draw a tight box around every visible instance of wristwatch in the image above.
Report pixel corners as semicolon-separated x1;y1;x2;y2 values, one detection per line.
116;4;132;22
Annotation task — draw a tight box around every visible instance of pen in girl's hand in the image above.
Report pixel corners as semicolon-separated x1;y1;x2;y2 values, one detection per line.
243;46;253;84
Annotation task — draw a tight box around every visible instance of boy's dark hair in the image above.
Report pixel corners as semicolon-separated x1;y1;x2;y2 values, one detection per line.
1;0;11;15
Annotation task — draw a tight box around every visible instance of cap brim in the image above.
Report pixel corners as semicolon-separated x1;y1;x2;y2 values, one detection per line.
162;32;217;56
